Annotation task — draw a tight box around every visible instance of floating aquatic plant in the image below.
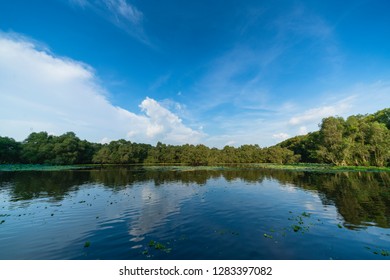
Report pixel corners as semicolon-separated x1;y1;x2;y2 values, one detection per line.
292;225;302;232
380;250;390;257
301;212;311;218
147;240;171;253
142;250;149;255
371;249;388;257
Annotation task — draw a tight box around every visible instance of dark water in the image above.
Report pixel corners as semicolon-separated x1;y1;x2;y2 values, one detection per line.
0;166;389;260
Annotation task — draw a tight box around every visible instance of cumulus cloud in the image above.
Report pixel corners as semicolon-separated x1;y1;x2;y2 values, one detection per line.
139;97;203;143
0;33;203;144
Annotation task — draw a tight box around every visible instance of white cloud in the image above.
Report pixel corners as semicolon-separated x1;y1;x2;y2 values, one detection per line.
298;126;308;135
288;97;353;126
0;33;202;145
272;133;290;140
139;98;204;143
225;140;236;147
283;82;390;139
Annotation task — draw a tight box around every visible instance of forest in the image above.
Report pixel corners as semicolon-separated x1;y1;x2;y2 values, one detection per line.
1;108;389;167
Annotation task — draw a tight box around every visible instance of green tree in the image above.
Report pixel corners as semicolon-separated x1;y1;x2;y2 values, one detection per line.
370;108;390;129
0;136;21;163
365;122;390;167
51;132;81;165
92;146;111;164
264;146;300;164
317;117;348;165
21;132;54;163
221;145;238;163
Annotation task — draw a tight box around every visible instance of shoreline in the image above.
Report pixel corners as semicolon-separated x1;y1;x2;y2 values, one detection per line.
1;163;390;172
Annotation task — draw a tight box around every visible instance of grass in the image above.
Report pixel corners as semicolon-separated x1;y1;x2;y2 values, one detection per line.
0;164;93;172
140;163;390;173
249;163;390;173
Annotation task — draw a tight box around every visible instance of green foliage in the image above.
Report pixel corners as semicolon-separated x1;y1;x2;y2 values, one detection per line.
263;146;301;164
314;114;390;167
278;109;390;167
368;108;390;129
0;136;21;163
92;140;152;164
278;133;319;163
17;131;99;165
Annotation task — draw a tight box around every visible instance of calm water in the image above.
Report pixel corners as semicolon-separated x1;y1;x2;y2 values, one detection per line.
0;166;389;260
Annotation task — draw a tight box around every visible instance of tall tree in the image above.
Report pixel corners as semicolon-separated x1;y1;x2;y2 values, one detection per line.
317;117;348;165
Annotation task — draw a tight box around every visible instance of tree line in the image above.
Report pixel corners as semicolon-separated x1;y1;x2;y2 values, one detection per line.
278;108;390;167
1;108;389;167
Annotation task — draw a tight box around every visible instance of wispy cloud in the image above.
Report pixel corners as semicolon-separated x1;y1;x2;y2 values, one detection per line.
288;80;390;129
272;4;343;74
188;6;340;147
0;33;202;144
68;0;150;45
69;0;89;8
288;97;354;126
194;45;279;112
273;4;333;40
148;73;171;91
272;132;290;141
104;0;143;25
200;79;390;148
193;3;341;115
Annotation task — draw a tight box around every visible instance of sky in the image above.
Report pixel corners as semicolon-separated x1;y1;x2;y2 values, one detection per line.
1;0;390;147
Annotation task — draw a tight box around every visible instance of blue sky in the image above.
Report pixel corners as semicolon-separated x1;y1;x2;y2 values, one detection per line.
1;0;390;147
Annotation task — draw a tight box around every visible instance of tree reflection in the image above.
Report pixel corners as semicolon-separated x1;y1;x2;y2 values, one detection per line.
1;167;389;228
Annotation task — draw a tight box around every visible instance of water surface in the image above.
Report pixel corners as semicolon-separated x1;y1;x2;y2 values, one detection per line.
0;166;389;259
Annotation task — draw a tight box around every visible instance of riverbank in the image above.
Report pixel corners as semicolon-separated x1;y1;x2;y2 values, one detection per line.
1;163;390;172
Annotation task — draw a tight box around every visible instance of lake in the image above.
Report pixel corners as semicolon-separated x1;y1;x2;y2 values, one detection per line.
0;166;389;260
